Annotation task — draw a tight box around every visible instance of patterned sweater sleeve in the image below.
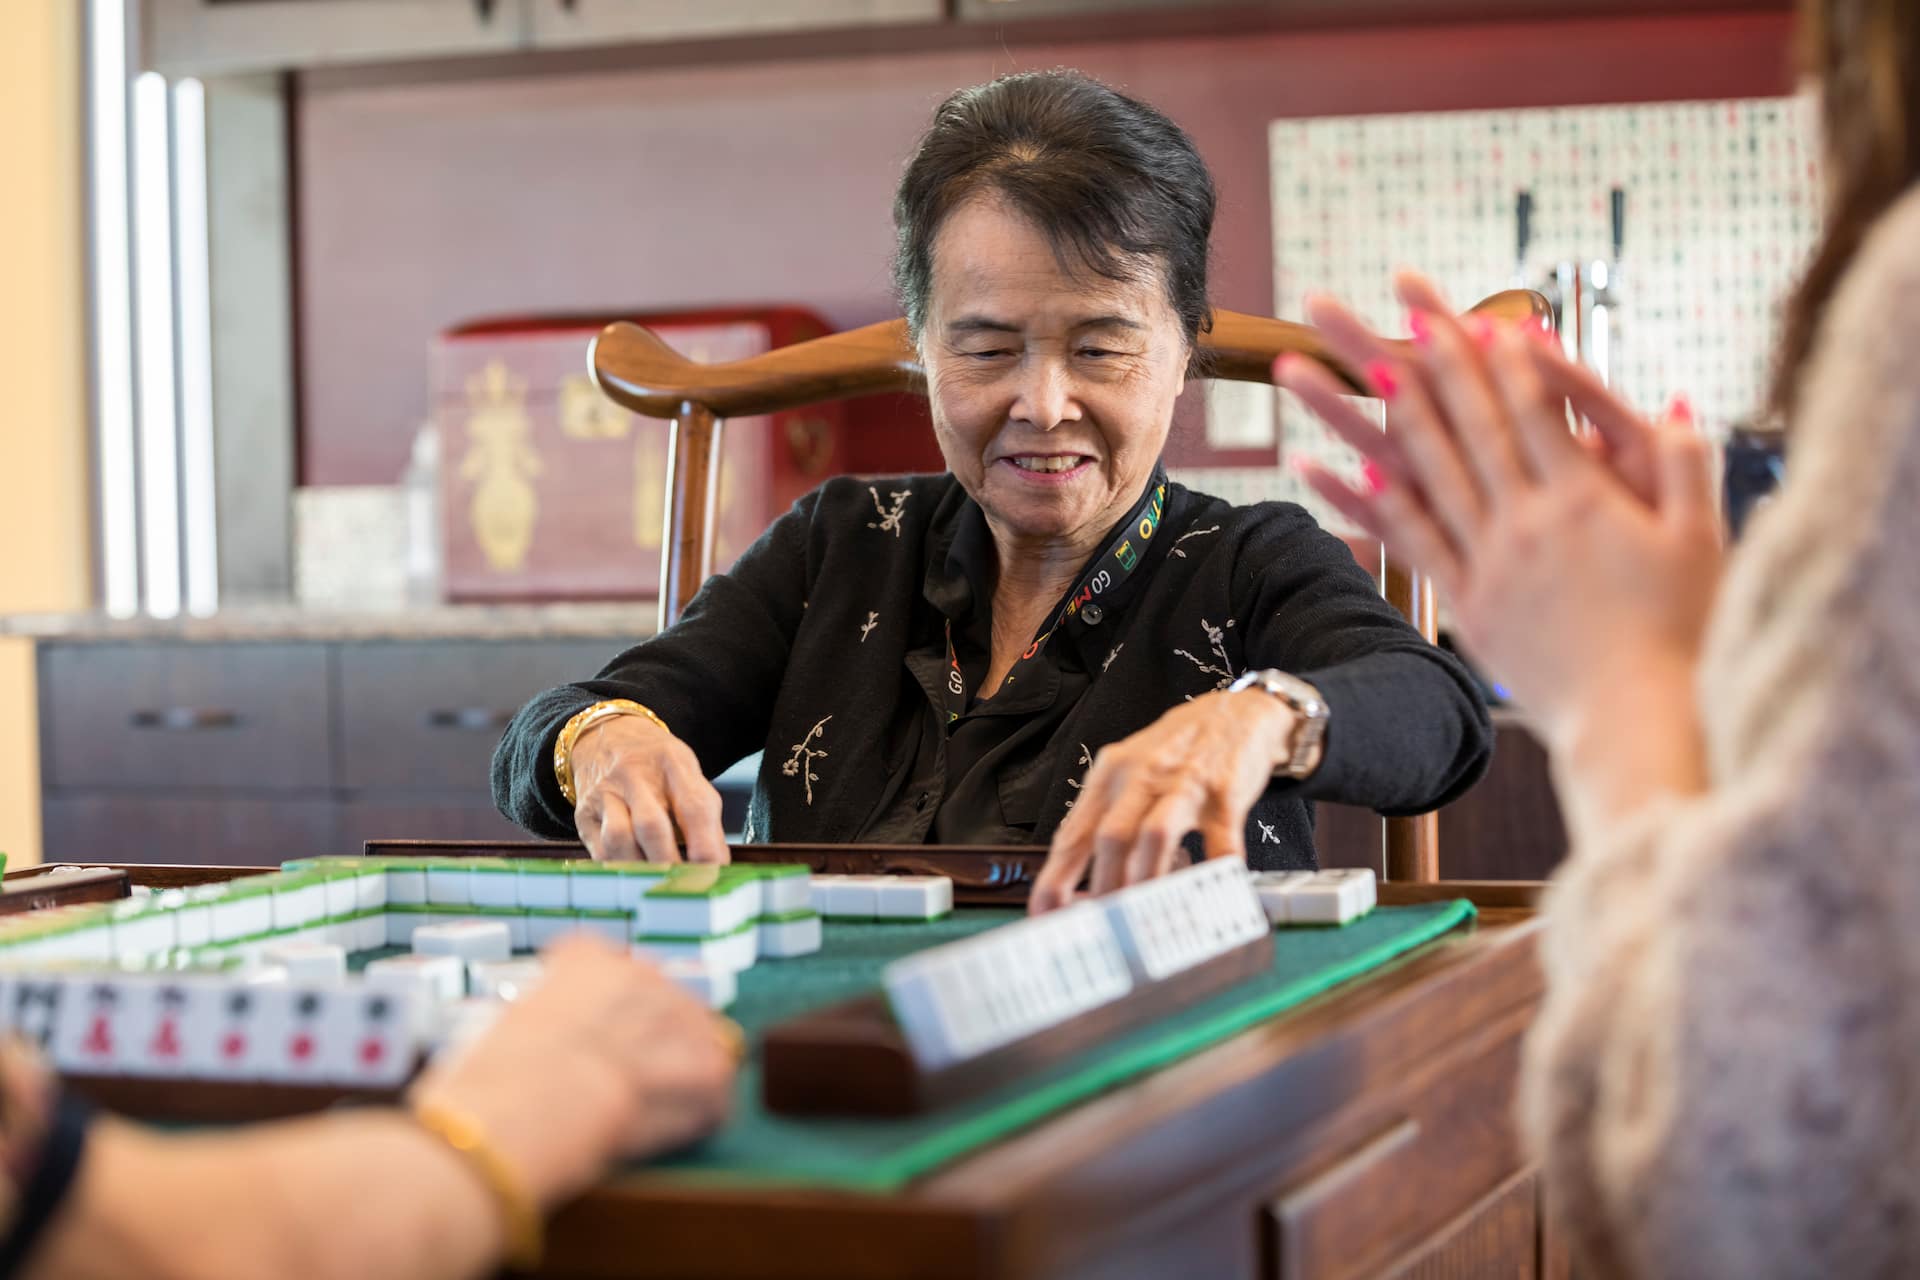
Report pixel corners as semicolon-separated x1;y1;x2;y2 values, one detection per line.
1233;503;1493;814
1521;189;1920;1278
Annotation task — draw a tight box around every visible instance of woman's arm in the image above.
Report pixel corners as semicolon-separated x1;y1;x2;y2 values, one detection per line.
1523;192;1920;1276
25;936;736;1280
491;490;822;839
1233;506;1494;813
31;1111;504;1280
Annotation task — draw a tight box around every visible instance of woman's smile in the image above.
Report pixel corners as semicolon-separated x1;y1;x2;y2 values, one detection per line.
999;452;1095;485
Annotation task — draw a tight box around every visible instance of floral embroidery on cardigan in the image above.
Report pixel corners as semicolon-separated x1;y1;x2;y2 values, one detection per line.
781;715;832;805
1171;525;1220;558
859;611;879;643
866;487;911;537
1101;644;1124;673
1174;618;1239;694
1063;742;1094;809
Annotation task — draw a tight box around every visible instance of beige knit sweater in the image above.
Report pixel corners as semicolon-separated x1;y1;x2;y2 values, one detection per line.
1522;185;1920;1277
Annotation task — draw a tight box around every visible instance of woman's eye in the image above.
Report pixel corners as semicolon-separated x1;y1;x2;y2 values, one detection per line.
965;349;1013;361
1078;348;1117;359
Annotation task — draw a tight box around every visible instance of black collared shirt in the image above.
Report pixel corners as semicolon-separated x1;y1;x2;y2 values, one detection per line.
871;485;1103;845
493;471;1493;871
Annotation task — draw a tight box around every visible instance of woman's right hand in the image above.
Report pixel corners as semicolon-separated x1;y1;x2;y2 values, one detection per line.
408;935;738;1211
568;714;729;863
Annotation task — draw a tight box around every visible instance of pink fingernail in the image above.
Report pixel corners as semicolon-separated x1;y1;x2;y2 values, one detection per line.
1466;316;1495;350
1527;321;1559;348
1666;394;1695;425
1361;460;1388;495
1272;353;1299;380
1408;310;1433;347
1287;454;1314;477
1365;359;1399;399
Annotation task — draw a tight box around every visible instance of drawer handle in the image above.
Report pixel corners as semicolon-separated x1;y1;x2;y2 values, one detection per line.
128;708;243;731
424;708;516;732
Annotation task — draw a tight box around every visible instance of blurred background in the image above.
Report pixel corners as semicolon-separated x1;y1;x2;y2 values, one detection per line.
1;0;1804;876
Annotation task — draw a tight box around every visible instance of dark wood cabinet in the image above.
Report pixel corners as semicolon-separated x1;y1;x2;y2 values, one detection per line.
36;636;615;865
335;640;613;790
39;643;332;792
41;794;341;867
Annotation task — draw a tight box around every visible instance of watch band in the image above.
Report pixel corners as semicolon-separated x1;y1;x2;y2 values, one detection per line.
1227;668;1329;779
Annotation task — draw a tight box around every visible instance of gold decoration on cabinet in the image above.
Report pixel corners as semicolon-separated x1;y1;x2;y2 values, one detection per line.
460;361;542;572
555;352;747;560
559;373;629;440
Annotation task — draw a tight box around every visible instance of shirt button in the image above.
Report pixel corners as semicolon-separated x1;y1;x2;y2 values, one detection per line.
1082;604;1104;625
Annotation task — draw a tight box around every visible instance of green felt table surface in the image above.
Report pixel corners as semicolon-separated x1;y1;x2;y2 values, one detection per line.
642;900;1477;1192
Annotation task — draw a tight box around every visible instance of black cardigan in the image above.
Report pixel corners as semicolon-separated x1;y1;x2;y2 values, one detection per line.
492;472;1492;871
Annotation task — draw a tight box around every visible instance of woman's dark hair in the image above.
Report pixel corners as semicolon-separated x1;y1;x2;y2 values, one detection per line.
1770;0;1920;420
892;70;1216;367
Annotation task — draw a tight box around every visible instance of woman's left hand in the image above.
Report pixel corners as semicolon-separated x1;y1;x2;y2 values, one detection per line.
1274;271;1726;754
1029;690;1300;914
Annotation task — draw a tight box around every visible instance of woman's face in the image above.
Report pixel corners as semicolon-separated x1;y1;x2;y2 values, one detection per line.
921;197;1188;555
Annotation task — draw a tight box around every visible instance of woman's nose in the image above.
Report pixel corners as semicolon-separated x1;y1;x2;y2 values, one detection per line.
1008;358;1082;432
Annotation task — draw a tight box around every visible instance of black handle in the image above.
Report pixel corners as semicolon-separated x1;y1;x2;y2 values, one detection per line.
424;708;517;732
474;0;496;21
129;708;243;731
1515;189;1533;266
1610;187;1626;261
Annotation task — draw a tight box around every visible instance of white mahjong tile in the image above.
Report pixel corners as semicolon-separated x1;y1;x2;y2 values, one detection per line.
516;870;571;911
757;914;822;958
411;920;512;964
50;976;132;1075
263;941;348;984
424;866;471;907
325;986;415;1087
466;959;544;1002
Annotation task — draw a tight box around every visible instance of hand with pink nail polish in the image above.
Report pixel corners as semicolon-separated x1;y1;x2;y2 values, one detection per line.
1277;268;1726;754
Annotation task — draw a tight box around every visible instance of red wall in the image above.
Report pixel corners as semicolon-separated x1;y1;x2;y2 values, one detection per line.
296;11;1795;485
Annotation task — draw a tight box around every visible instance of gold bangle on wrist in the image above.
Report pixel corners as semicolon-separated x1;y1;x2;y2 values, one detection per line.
411;1099;543;1271
553;698;671;807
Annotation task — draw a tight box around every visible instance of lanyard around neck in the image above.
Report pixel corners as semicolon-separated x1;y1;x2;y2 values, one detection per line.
940;480;1166;722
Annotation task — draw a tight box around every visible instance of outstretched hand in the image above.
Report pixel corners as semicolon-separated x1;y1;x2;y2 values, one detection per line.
568;716;730;865
1273;271;1725;750
1028;688;1300;914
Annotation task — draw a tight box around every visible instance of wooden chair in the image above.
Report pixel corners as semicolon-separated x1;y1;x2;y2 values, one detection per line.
588;293;1548;880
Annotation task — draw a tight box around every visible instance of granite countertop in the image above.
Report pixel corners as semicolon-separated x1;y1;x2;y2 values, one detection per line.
0;602;661;643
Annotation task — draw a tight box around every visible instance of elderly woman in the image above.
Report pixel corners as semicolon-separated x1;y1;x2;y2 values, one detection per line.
493;70;1491;900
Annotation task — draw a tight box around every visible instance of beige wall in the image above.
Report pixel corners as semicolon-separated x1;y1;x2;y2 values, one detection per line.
0;2;93;866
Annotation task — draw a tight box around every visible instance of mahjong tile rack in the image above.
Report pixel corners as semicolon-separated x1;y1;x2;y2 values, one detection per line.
762;857;1304;1117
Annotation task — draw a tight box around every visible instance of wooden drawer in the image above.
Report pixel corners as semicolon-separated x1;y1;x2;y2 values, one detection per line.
1263;1029;1529;1279
40;643;333;791
336;640;620;791
42;793;338;865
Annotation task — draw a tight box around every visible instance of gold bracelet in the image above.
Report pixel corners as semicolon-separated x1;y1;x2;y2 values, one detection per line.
410;1099;543;1271
552;698;671;807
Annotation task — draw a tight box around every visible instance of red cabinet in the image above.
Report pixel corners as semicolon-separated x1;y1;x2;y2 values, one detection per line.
433;307;844;602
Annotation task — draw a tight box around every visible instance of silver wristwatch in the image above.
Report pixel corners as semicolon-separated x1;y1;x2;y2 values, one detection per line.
1228;668;1329;779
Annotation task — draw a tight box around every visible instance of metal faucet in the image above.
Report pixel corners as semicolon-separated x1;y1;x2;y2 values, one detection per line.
1515;186;1626;384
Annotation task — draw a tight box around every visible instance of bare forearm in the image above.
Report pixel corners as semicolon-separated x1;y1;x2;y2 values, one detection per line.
28;1112;504;1280
1546;651;1709;850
